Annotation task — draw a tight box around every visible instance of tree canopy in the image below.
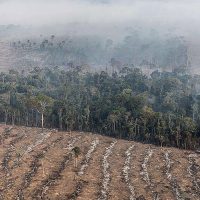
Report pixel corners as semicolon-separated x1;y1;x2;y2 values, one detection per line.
0;66;199;150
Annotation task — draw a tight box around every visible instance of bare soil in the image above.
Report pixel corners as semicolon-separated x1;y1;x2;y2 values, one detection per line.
0;125;199;200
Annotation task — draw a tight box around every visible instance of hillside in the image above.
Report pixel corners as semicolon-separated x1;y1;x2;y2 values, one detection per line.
0;125;199;200
0;41;15;72
0;26;191;73
0;39;50;72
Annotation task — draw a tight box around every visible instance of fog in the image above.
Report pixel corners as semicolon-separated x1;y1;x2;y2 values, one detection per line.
0;0;199;30
1;0;200;40
0;0;200;72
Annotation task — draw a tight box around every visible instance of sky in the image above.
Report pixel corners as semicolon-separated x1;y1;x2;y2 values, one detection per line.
0;0;199;29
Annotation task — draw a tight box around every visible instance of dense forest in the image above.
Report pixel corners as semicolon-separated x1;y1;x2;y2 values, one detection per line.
0;65;199;150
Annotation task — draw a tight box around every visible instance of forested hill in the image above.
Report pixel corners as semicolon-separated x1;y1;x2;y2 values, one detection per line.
0;66;199;150
7;30;189;71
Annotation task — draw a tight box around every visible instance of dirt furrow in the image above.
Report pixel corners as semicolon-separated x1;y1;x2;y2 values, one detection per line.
193;154;200;190
148;148;174;200
164;151;186;200
31;135;81;199
0;126;199;200
64;137;100;200
14;135;64;200
0;126;17;166
0;127;27;199
44;134;94;200
1;130;60;199
129;144;151;200
78;138;100;176
122;144;136;200
188;153;200;198
21;132;73;199
98;140;117;200
140;147;162;200
170;149;196;199
4;127;47;171
107;141;130;200
76;137;113;200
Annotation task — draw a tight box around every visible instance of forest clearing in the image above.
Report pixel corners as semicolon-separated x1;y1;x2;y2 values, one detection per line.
0;125;199;200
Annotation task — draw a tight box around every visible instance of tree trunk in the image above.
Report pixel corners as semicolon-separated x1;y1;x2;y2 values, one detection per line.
176;131;179;148
161;141;163;147
17;111;21;125
32;109;34;127
12;112;15;126
36;111;38;127
26;111;29;126
5;111;8;125
59;109;63;130
41;112;44;132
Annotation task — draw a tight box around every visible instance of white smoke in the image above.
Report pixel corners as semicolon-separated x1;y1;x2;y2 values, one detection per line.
0;0;199;30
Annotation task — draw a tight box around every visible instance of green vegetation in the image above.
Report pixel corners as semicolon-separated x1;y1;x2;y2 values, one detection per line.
0;66;199;149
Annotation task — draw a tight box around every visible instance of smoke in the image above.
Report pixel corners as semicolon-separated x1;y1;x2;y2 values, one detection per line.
0;0;199;30
1;0;200;71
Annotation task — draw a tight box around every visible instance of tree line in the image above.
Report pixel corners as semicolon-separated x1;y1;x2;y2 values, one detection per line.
0;66;199;150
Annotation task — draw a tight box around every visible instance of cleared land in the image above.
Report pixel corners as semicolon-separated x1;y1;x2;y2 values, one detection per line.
0;125;199;200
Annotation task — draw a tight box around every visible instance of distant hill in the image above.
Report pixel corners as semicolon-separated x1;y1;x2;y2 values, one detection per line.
0;40;15;72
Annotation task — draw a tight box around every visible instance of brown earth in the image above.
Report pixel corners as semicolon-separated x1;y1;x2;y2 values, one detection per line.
0;125;199;200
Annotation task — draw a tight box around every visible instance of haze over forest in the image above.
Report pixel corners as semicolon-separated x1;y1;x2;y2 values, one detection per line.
0;0;200;72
